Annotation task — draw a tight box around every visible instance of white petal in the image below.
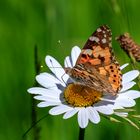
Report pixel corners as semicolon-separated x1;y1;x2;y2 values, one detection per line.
36;73;62;89
114;112;128;117
119;90;140;99
64;56;72;68
37;101;61;107
78;108;89;128
122;70;139;84
87;107;100;124
45;55;68;83
27;87;61;97
120;63;129;70
63;108;80;119
120;81;136;92
71;46;81;67
94;105;114;115
34;95;60;102
107;104;124;110
115;97;135;107
49;105;73;115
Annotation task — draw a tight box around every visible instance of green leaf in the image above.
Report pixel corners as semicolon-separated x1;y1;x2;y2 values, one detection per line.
131;115;140;119
122;117;140;130
109;117;121;123
115;108;136;112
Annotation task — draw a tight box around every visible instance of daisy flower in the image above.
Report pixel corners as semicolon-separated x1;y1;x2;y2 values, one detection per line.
28;46;140;128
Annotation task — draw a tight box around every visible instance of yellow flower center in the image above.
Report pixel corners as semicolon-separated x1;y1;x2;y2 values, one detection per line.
64;83;103;107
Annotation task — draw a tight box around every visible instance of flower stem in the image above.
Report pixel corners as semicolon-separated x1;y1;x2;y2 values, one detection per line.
129;52;140;88
30;45;41;140
78;127;85;140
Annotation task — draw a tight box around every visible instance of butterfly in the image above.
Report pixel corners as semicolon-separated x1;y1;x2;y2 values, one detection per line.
65;25;122;95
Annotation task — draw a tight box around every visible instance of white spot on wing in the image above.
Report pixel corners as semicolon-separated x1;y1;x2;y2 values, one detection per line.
102;38;106;43
83;49;93;55
109;37;112;41
97;28;102;32
109;43;112;47
95;37;99;42
89;36;99;43
107;29;110;32
89;36;96;41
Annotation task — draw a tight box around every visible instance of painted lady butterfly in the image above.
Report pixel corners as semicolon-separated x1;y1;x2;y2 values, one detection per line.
65;25;122;95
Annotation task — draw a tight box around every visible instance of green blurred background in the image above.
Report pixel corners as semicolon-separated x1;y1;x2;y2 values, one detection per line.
0;0;140;140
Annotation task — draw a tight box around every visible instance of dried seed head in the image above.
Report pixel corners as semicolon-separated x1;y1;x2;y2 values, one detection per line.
116;33;140;61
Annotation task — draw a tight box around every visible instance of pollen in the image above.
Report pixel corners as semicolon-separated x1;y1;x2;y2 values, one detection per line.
64;84;103;107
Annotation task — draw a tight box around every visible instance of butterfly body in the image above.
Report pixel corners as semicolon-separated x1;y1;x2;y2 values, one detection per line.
65;25;122;95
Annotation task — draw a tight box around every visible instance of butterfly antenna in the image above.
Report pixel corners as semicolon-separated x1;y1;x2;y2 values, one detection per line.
48;57;68;85
65;58;69;68
48;59;65;69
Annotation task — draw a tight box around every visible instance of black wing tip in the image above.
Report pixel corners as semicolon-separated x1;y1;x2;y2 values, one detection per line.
100;24;110;28
98;24;111;31
83;25;112;49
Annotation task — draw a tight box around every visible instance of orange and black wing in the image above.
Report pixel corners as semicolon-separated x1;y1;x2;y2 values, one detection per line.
75;25;122;94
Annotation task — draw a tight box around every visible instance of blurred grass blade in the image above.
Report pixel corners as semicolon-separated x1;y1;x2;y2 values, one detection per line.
122;117;140;130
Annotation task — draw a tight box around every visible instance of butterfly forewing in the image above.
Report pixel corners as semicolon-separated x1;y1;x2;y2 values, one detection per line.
67;25;122;95
76;25;112;66
83;25;112;49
